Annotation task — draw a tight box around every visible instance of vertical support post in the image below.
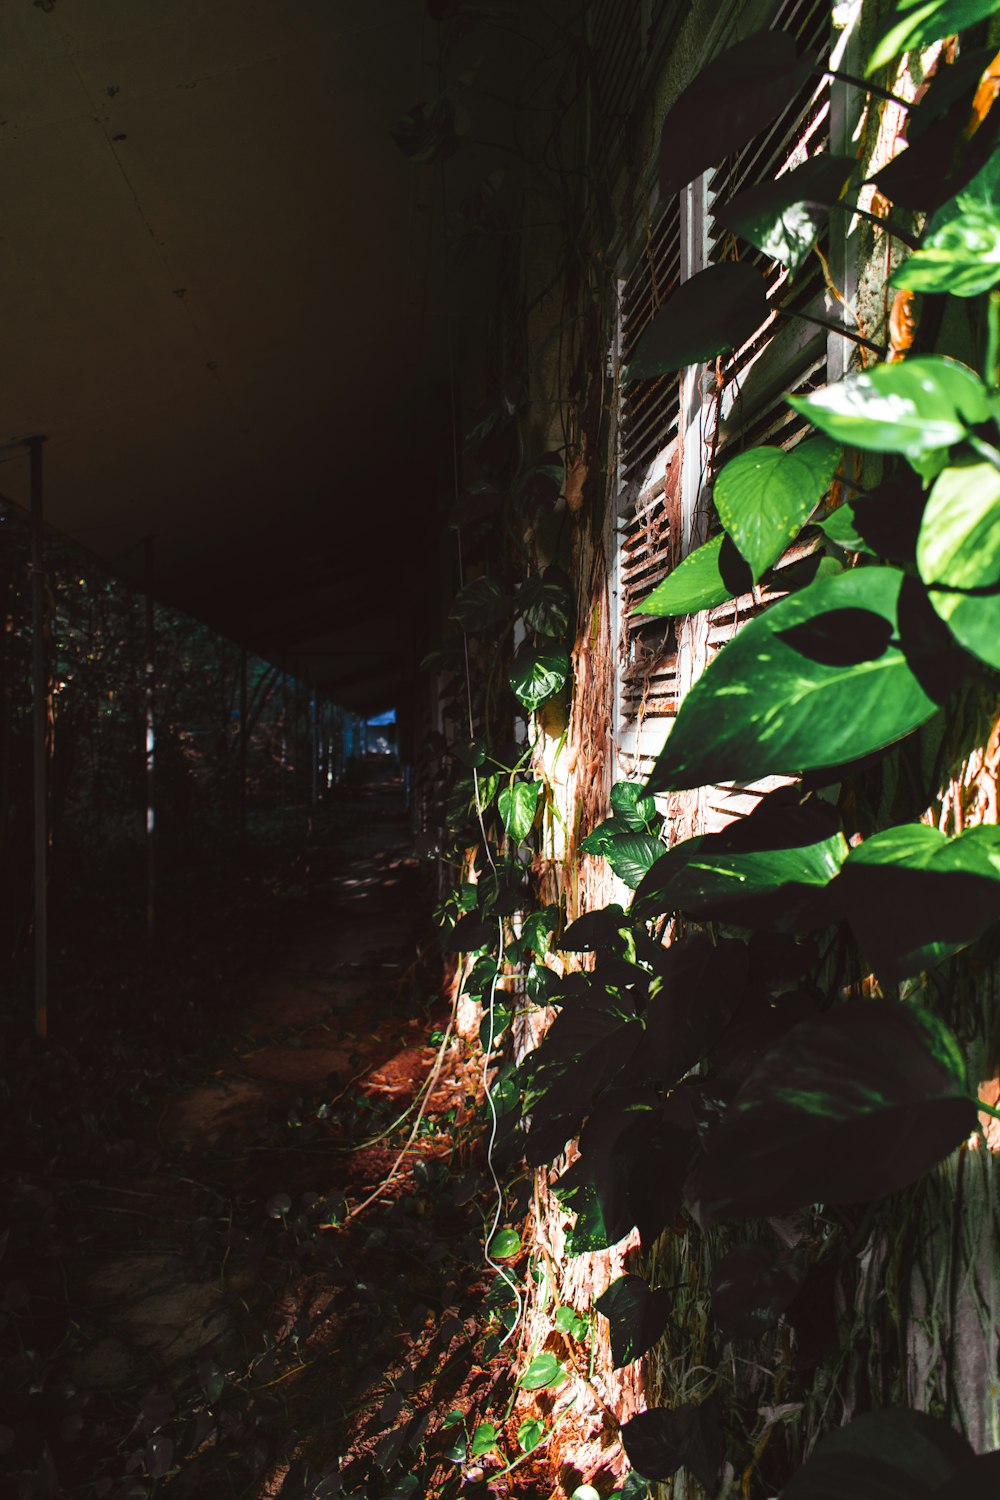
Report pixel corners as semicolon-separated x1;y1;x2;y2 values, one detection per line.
143;537;156;947
310;690;319;806
280;657;288;821
239;646;248;842
29;437;47;1039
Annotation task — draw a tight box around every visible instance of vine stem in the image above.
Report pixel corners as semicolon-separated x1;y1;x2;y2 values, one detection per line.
819;65;911;109
986;289;1000;390
773;305;887;357
977;1098;1000;1121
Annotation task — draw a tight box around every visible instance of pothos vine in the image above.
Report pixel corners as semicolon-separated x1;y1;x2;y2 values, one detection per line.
415;2;1000;1496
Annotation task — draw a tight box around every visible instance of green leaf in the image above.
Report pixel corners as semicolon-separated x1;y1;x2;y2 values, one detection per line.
571;1488;601;1500
715;437;842;581
489;1226;522;1259
891;203;1000;296
580;815;629;855
519;904;557;959
687;1000;977;1220
646;568;942;793
508;643;570;710
833;822;1000;982
788;358;989;470
553;1305;581;1333
518;574;573;637
470;1422;499;1457
498;780;542;843
712;155;856;272
633;798;848;930
517;1418;546;1454
621;1400;722;1489
446;911;499;953
563;1178;617;1254
609;781;660;831
441;1409;465;1429
929;142;1000;231
624;263;770;377
781;1408;974;1498
816;503;880;556
449;576;512;631
659;31;814;199
519;1352;567;1391
604;832;665;889
870;49;1000;213
479;1002;512;1051
710;1243;806;1340
917;460;1000;669
868;0;1000;75
594;1275;672;1368
612;1478;651;1500
391;93;468;163
635;533;752;616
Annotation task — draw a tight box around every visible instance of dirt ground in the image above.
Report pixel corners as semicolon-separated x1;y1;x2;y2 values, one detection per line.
1;774;572;1499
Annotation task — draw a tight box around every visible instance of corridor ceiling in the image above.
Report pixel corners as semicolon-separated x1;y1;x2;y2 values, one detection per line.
0;0;471;710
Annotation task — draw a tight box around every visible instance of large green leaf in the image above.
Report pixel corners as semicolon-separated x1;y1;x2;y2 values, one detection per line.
498;780;541;843
788;358;989;469
646;568;942;794
917;460;1000;669
871;49;1000;212
633;798;848;930
868;0;1000;74
715;437;842;581
609;780;660;831
621;1400;722;1489
891;203;1000;296
448;576;512;631
688;1000;976;1220
636;533;752;616
710;1242;806;1341
781;1408;974;1499
640;934;749;1089
508;643;570;710
832;823;1000;982
712;156;856;272
624;263;769;378
929;141;1000;231
815;474;928;563
659;31;814;199
594;1275;672;1368
604;832;665;889
517;572;573;637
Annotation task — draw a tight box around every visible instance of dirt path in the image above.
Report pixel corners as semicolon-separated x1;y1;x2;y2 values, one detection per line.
3;778;546;1500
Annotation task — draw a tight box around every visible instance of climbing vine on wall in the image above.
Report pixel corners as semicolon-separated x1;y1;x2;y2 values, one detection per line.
420;1;1000;1495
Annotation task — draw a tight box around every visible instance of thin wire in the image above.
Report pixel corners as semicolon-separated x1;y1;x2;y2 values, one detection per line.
439;129;523;1344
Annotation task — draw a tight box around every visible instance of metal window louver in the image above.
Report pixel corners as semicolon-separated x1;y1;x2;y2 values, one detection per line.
615;0;833;772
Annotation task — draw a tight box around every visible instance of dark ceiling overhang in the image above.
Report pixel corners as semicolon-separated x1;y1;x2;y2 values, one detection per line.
0;0;480;713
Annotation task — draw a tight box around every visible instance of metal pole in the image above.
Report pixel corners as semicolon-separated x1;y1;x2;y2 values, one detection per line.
239;647;248;841
310;690;319;806
29;437;47;1039
280;658;288;821
143;538;156;947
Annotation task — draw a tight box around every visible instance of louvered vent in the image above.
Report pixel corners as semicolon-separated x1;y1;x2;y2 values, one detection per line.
619;196;683;490
699;0;833;831
617;193;683;750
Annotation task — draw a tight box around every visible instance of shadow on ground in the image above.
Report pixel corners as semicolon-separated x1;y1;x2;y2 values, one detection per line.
1;775;553;1500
